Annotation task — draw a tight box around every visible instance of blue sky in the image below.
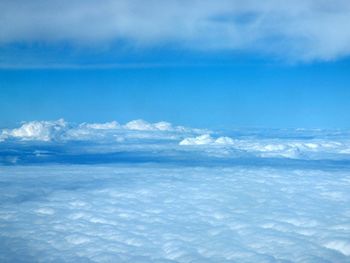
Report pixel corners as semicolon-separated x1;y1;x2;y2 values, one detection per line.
1;60;350;129
1;0;350;129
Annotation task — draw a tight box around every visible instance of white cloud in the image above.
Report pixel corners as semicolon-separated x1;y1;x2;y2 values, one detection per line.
214;136;235;145
124;119;173;131
1;165;350;262
1;119;350;161
179;134;214;145
81;121;120;130
1;0;350;61
179;133;350;160
179;134;234;146
124;120;155;131
0;119;67;141
324;240;350;256
0;119;205;143
153;121;173;131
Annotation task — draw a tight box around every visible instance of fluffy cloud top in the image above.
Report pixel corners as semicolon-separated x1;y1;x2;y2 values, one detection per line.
1;0;350;61
0;119;67;142
82;121;120;130
179;134;234;146
0;119;203;143
124;120;173;131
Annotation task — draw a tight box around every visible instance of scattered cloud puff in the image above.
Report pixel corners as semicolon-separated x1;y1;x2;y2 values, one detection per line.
1;0;350;61
0;165;350;262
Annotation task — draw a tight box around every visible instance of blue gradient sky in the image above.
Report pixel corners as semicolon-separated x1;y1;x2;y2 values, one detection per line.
1;0;350;129
1;58;350;129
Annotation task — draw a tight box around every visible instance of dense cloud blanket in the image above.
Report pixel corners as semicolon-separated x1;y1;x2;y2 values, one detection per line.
1;120;350;262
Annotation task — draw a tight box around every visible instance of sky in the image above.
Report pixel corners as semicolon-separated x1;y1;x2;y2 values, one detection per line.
2;2;350;261
1;0;350;129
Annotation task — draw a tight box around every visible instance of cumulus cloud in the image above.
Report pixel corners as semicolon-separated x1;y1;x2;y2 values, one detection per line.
124;120;173;131
0;119;205;144
81;121;120;130
0;119;67;141
179;134;234;146
1;0;350;61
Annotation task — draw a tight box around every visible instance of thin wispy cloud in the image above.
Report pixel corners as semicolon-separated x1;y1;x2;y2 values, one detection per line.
1;0;350;62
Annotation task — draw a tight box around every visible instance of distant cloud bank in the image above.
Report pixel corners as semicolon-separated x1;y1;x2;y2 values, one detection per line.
1;119;350;164
1;0;350;61
0;119;203;142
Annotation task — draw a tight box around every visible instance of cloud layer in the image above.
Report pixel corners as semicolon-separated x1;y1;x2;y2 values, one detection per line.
1;121;350;261
0;119;201;142
1;119;350;164
1;0;350;61
1;165;350;262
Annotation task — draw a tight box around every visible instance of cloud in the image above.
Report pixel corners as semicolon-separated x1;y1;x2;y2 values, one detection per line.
1;165;350;262
179;134;234;146
0;119;204;143
179;132;350;160
1;119;350;163
1;0;350;61
81;121;120;130
324;240;350;256
180;134;214;145
124;120;172;131
0;119;67;142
